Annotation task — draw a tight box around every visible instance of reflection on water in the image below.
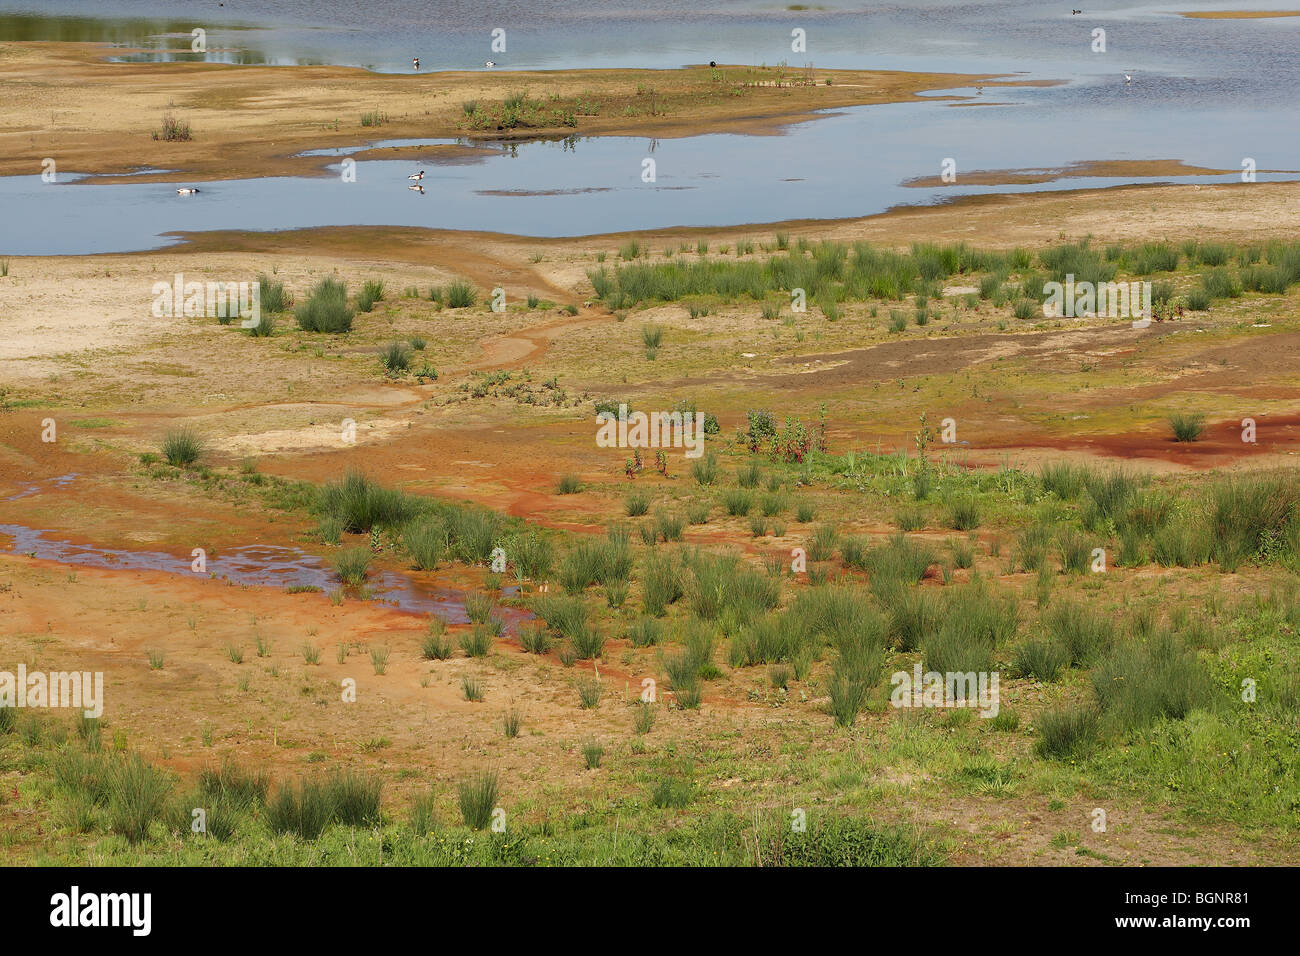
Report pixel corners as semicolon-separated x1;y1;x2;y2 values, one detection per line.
0;523;532;629
4;89;1299;255
0;12;271;63
2;2;1298;252
0;12;251;43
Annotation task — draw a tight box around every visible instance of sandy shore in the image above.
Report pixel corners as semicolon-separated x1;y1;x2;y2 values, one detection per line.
1179;9;1300;18
0;40;1049;182
898;158;1293;188
3;174;1300;385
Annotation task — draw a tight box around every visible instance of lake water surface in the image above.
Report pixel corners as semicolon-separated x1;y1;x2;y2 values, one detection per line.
2;1;1298;252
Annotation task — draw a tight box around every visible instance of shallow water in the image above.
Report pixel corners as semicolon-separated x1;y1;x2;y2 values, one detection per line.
3;474;78;502
2;1;1298;251
5;1;1300;85
0;522;532;629
5;86;1299;254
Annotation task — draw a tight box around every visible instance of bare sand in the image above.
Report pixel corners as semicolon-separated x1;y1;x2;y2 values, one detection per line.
0;41;1048;182
899;158;1297;188
1179;10;1300;18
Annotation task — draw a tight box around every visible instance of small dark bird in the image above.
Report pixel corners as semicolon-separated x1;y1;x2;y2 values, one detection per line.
413;56;420;70
1072;9;1081;14
709;60;717;68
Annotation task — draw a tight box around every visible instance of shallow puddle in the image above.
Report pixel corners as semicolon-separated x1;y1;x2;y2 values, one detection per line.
0;523;532;630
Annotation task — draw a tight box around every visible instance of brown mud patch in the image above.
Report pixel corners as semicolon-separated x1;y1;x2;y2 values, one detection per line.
981;414;1300;467
344;143;497;166
1179;9;1300;18
901;158;1294;188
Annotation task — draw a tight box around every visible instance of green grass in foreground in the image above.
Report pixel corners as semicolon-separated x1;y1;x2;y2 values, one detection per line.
2;729;941;865
113;437;1300;851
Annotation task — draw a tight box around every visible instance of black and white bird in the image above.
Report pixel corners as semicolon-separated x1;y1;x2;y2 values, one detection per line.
484;60;496;68
1072;9;1081;14
407;170;425;181
413;56;420;70
1124;73;1132;84
176;187;200;196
